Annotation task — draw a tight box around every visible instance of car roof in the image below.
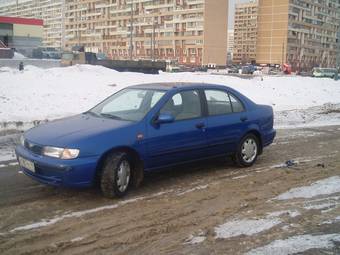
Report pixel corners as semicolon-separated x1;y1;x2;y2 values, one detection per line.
129;82;231;91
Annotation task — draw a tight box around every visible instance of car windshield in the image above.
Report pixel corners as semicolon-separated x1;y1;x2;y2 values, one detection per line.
88;88;166;122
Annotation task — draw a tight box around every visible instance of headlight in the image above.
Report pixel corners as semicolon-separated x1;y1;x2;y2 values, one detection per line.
42;146;80;159
19;135;25;146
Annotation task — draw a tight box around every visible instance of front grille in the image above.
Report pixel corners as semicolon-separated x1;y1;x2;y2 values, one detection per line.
24;140;43;155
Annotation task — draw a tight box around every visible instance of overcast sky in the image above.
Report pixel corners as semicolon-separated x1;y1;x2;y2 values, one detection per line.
228;0;251;29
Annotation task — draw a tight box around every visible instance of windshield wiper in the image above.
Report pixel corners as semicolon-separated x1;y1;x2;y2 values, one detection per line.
99;113;123;120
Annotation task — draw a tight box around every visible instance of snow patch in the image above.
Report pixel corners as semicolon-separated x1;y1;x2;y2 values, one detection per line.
1;65;340;128
0;147;16;162
12;52;26;60
304;201;337;211
215;218;282;239
232;175;248;180
266;210;301;218
245;234;340;255
275;103;340;129
177;185;209;196
322;216;340;225
276;176;340;200
70;236;85;243
185;231;206;245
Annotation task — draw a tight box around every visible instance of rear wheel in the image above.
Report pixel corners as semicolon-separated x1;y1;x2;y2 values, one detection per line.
234;134;259;167
100;152;131;198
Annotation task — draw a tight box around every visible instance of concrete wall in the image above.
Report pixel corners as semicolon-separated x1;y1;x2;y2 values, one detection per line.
203;0;228;66
13;23;43;38
0;59;60;69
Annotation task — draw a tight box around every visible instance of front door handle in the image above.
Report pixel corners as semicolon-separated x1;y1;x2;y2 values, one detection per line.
196;122;205;129
240;116;248;122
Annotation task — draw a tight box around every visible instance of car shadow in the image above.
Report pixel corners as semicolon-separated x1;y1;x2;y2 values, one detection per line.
49;156;237;201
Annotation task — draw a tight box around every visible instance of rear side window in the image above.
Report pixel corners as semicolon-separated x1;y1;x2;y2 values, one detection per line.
229;93;245;113
205;90;245;115
160;90;201;121
205;90;232;115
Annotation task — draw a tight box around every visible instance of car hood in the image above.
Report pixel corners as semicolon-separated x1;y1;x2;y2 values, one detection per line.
25;114;134;147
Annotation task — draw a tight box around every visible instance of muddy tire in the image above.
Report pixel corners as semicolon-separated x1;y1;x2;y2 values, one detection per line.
100;152;131;198
233;134;259;167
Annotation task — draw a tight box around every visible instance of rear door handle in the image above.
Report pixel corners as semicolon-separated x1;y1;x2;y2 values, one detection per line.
240;116;248;122
196;122;205;129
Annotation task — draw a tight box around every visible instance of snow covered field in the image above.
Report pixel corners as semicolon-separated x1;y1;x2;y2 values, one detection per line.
0;64;340;130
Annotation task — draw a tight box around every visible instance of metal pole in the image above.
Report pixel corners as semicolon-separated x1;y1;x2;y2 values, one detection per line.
129;0;134;60
281;41;284;67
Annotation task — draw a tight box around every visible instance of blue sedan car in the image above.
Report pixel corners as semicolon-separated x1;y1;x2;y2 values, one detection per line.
16;83;275;198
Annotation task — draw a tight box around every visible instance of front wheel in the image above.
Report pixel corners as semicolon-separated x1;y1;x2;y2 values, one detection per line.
100;152;131;198
233;134;259;167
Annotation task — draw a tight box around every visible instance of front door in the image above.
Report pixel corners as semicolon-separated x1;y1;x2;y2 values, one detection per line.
145;89;207;169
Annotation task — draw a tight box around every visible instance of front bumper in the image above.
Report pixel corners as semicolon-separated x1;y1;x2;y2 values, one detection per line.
15;145;99;188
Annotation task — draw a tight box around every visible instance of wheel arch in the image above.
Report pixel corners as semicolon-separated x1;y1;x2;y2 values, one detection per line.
95;146;144;188
244;129;263;155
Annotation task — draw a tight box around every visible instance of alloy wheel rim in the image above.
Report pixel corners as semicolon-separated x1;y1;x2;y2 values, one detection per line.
241;138;257;163
116;160;130;192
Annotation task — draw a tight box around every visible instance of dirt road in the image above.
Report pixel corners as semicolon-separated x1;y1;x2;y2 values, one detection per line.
0;126;340;254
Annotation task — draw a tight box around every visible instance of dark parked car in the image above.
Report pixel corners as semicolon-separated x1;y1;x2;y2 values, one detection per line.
241;65;256;75
16;83;276;198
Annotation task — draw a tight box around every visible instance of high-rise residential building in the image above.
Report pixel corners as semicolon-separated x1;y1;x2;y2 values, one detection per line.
64;0;228;66
256;0;340;70
0;0;64;49
233;0;258;64
227;29;234;63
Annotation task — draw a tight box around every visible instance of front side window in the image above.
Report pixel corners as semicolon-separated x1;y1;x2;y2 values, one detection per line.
89;88;166;121
160;90;201;121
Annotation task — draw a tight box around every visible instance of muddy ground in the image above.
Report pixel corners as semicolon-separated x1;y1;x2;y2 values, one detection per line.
0;126;339;254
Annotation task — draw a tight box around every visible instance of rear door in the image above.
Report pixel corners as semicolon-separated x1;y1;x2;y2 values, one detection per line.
145;89;208;169
203;89;248;156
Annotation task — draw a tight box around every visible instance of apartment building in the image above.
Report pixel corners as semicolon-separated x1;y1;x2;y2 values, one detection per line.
257;0;340;70
227;29;234;63
64;0;228;66
0;0;63;48
233;0;258;64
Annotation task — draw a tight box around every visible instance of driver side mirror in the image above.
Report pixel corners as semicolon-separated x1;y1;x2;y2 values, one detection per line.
156;113;175;124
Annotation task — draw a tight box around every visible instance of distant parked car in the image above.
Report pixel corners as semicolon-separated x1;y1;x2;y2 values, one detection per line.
16;83;276;198
297;71;312;77
241;65;256;75
312;68;338;78
227;65;240;74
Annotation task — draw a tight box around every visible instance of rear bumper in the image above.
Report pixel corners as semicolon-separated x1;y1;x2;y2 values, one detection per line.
15;145;99;188
263;128;276;147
